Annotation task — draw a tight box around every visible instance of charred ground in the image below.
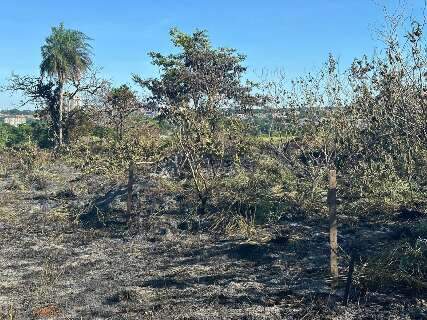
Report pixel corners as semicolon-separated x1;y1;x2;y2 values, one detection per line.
0;161;425;320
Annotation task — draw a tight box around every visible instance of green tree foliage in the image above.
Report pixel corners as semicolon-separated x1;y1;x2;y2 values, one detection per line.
0;121;52;149
1;108;34;115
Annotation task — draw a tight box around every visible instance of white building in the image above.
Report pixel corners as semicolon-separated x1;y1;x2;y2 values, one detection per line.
64;95;82;112
3;115;28;127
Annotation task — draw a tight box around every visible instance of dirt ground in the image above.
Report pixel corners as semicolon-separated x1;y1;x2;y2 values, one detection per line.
0;163;426;319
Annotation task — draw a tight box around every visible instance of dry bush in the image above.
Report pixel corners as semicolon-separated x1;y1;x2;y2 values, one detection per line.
0;143;53;192
261;14;427;217
4;143;51;173
357;237;427;294
28;171;51;191
65;122;165;179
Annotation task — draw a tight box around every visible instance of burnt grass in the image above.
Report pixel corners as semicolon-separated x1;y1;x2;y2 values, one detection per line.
0;164;426;319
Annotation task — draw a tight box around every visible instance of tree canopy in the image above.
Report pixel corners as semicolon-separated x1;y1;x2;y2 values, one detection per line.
40;22;92;82
133;28;259;116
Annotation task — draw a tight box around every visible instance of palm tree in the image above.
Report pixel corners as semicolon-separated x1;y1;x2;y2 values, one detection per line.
40;23;92;146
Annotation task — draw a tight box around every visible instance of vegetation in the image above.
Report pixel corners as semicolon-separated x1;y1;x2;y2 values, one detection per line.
1;7;426;320
0;121;52;148
134;28;263;217
40;22;92;147
0;108;34;115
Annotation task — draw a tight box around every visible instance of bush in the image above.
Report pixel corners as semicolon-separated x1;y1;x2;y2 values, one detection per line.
357;236;427;295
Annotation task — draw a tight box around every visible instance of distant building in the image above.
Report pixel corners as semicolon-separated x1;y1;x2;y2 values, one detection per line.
3;115;28;127
64;95;82;112
0;113;35;127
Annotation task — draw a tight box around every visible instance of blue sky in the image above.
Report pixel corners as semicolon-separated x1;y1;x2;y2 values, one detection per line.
0;0;424;107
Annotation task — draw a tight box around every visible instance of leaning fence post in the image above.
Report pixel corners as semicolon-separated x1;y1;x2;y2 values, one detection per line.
127;160;135;215
328;169;338;285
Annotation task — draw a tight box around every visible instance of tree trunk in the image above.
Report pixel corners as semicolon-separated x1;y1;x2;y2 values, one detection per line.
127;161;135;215
328;169;338;285
58;82;64;147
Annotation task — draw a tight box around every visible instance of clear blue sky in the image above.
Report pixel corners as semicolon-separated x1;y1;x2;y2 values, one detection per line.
0;0;423;108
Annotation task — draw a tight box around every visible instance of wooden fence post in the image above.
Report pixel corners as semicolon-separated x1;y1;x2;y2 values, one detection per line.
328;169;338;285
127;160;135;215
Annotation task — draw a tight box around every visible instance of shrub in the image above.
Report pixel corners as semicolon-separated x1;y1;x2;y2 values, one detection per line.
357;237;427;295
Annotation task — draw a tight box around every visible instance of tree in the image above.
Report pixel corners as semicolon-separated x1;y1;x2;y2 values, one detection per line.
40;23;92;147
134;28;261;215
134;28;258;115
6;70;107;147
101;84;142;141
